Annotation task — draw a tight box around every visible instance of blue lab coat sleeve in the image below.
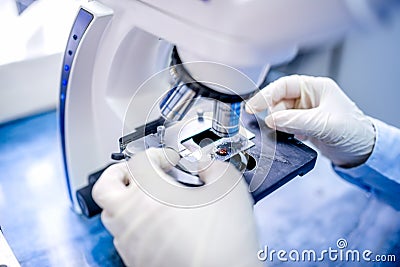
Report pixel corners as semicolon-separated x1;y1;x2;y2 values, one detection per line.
333;118;400;210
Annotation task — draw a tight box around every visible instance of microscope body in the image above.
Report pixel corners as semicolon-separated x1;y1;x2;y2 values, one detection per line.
60;0;381;213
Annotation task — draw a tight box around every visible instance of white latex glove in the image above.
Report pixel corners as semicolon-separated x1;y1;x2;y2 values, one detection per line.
92;147;263;267
246;75;375;168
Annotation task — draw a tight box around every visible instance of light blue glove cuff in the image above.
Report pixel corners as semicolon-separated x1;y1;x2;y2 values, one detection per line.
333;118;400;210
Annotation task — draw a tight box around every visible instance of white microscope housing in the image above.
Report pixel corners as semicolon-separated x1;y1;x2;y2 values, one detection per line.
60;0;383;213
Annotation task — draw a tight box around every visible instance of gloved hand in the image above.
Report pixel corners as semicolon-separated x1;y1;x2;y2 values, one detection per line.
246;75;375;168
92;147;263;267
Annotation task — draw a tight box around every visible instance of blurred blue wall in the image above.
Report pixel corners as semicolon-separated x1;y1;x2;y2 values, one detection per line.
338;10;400;128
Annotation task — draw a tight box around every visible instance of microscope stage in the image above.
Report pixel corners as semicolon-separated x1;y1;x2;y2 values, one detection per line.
121;110;317;204
240;112;317;203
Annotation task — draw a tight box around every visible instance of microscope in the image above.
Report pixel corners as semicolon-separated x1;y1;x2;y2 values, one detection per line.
59;0;384;216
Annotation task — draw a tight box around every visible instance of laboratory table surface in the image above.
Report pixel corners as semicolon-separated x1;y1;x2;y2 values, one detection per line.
1;111;400;267
0;111;124;266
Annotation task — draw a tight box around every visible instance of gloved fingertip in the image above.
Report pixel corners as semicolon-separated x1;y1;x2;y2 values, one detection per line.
164;147;181;162
265;115;275;129
91;163;131;200
244;103;255;114
197;160;233;184
245;92;272;114
294;134;308;142
146;147;181;171
244;98;262;114
92;187;127;211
